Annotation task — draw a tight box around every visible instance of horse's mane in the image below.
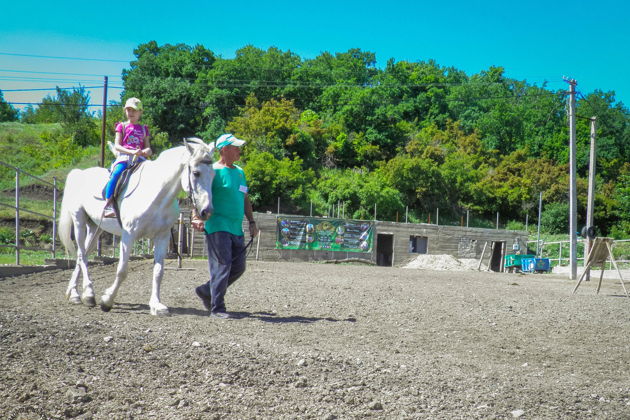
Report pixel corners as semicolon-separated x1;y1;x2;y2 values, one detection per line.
152;138;213;163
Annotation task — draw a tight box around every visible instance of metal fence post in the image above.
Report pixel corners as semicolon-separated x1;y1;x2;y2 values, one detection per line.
15;170;20;265
52;177;57;258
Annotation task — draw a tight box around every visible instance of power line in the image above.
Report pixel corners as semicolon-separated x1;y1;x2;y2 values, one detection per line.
0;51;129;63
7;102;120;108
2;86;123;92
0;68;123;78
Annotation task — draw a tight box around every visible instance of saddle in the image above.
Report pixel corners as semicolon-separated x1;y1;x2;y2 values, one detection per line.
101;158;144;204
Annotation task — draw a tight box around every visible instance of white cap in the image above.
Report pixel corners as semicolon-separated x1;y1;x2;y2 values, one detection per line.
215;133;246;150
124;97;143;111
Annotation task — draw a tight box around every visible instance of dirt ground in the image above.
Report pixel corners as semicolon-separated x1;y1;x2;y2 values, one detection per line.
1;259;629;419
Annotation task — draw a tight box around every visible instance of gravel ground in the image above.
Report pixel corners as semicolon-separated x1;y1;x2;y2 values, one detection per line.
1;259;629;419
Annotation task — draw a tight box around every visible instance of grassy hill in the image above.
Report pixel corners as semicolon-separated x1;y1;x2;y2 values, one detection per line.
0;122;104;221
0;121;103;189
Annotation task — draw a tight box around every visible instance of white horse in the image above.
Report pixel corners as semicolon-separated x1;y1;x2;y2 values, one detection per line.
58;138;215;315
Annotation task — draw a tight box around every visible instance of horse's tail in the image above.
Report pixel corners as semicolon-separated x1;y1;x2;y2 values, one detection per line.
58;171;77;257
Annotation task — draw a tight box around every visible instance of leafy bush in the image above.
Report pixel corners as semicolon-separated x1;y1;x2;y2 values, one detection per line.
0;227;14;245
540;202;569;235
20;229;37;247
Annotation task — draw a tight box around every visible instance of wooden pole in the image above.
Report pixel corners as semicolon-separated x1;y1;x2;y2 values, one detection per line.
177;213;184;268
97;76;108;258
606;242;629;297
256;231;261;261
100;76;108;168
477;241;488;271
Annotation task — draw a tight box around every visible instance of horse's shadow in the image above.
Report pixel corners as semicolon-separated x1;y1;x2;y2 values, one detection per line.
113;303;356;323
111;303;208;317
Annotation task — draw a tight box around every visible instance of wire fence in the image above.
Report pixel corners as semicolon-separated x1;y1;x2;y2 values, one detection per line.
0;160;59;264
0;160;154;266
276;198;526;231
526;238;630;269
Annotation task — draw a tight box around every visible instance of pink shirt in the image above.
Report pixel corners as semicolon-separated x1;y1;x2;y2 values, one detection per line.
115;122;149;151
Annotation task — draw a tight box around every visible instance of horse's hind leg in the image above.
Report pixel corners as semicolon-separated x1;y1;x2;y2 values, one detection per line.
78;222;101;307
65;218;85;304
68;212;96;307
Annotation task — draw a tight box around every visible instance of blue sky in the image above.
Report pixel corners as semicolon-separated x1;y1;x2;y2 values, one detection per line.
1;0;629;112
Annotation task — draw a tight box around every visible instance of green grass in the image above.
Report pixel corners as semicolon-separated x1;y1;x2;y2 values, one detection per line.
0;249;54;265
0;195;58;220
0;121;106;190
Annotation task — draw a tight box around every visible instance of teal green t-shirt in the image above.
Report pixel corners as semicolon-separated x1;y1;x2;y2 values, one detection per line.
204;164;247;236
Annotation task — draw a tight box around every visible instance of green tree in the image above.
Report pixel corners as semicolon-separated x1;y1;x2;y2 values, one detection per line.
309;168;404;221
123;41;215;141
0;90;18;121
540;202;570;234
243;150;315;213
575;91;629;179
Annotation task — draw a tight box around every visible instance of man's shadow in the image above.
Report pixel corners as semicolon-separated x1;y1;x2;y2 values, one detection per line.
111;304;357;323
227;311;357;323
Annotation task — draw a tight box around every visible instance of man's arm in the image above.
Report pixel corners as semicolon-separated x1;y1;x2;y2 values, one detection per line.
245;194;259;237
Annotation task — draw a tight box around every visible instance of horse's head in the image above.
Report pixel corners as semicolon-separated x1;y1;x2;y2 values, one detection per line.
182;138;215;220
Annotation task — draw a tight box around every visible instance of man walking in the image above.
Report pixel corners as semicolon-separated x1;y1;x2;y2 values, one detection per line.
192;134;259;319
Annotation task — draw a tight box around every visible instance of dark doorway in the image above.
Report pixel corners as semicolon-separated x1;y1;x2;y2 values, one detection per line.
409;235;428;254
489;241;505;272
376;234;394;266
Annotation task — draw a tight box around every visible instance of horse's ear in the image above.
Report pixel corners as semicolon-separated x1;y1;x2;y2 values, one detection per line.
183;139;194;155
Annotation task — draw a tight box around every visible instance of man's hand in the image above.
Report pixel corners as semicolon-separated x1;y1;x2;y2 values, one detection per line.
191;218;206;232
249;221;259;238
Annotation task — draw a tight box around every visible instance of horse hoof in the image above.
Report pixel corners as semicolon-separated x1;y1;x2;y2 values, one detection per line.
68;296;82;305
100;303;112;312
150;307;170;316
82;296;96;307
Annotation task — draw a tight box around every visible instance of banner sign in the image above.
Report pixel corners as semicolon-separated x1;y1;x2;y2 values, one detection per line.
276;216;373;253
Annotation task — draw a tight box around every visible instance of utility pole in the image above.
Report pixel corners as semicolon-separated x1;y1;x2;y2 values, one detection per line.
566;78;578;280
100;76;108;168
585;117;597;281
98;76;108;258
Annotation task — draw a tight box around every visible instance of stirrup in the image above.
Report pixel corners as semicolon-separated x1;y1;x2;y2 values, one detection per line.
103;207;117;218
103;199;116;218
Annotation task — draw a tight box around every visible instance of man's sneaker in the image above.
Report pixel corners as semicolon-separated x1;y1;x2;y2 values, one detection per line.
211;311;234;319
195;285;212;312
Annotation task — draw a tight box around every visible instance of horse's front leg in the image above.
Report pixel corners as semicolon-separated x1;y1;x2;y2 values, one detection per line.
100;234;131;312
149;232;170;316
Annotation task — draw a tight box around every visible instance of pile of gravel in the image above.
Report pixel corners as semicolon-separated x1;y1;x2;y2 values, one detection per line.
403;254;486;271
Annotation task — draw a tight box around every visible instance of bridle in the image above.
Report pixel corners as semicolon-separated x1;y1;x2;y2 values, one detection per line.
186;151;214;216
187;163;199;213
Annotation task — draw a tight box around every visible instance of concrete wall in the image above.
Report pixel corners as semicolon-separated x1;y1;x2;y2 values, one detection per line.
189;212;528;269
374;220;528;268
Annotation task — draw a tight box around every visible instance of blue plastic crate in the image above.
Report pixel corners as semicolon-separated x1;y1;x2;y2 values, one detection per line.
521;258;550;273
